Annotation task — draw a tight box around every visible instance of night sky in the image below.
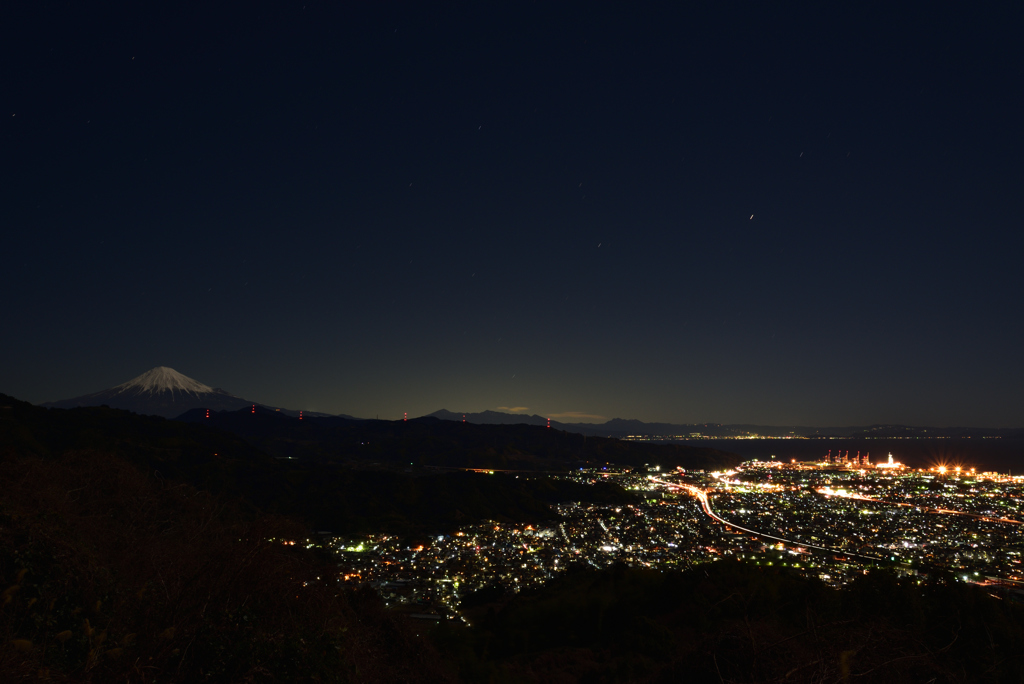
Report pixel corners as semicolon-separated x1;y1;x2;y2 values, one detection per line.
3;3;1022;427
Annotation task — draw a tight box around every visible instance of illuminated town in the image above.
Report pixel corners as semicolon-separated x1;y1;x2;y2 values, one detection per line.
328;454;1024;621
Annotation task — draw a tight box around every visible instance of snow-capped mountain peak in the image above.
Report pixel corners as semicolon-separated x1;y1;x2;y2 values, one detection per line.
113;366;216;397
42;366;323;419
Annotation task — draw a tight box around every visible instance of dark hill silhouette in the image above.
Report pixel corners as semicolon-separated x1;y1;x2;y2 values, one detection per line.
0;395;645;535
428;409;548;426
178;406;739;472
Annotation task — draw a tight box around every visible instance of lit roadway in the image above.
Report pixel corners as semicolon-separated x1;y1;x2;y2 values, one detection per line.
652;479;886;563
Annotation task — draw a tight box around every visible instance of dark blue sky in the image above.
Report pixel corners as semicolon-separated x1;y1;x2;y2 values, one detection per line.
3;2;1022;426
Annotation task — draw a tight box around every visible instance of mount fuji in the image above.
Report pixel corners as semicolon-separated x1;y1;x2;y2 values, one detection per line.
42;366;285;419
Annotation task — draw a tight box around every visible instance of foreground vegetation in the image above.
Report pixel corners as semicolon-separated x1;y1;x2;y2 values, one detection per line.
0;450;450;682
433;562;1024;682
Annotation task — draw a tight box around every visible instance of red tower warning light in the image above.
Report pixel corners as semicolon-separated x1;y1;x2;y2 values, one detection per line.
404;412;407;422
462;414;466;423
251;404;255;414
299;411;303;420
205;409;210;419
547;417;551;429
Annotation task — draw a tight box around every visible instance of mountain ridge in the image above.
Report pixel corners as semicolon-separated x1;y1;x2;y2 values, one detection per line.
424;409;1024;439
